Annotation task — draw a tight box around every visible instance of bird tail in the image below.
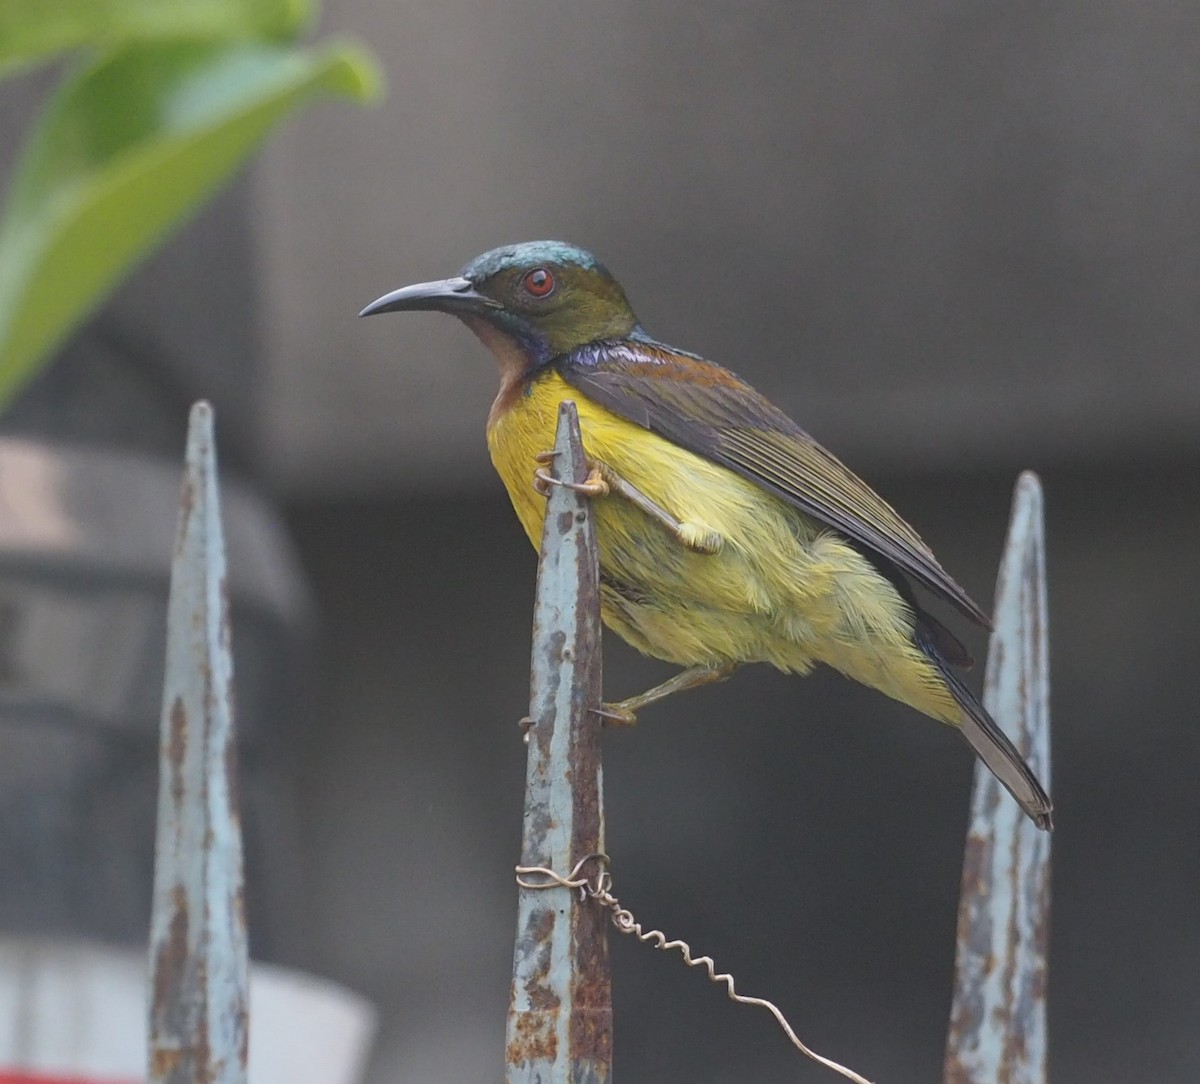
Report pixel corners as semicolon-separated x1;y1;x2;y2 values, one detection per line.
918;626;1053;831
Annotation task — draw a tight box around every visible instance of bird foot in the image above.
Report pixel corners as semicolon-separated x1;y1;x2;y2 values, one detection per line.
676;522;724;555
592;703;638;727
526;705;636;734
532;450;611;498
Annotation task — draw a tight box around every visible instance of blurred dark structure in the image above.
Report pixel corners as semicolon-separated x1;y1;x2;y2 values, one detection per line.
0;72;311;962
3;3;1199;1083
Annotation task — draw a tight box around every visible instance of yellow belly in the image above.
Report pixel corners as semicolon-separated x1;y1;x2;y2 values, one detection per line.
486;370;960;725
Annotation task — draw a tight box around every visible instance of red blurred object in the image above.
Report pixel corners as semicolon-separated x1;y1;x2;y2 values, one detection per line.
0;1074;137;1084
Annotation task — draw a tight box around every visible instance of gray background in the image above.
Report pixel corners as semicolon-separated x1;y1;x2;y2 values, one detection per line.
5;1;1200;1081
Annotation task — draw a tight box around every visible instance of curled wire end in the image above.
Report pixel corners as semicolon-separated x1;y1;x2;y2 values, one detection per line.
514;856;875;1084
516;854;610;900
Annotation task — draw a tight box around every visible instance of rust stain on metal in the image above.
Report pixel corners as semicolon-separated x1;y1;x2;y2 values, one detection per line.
527;908;555;945
168;698;187;807
569;1005;613;1072
149;886;216;1082
193;956;213;1082
521;911;558;1002
237;1008;249;1074
944;1051;969;1084
999;818;1023;1061
527;984;563;1013
219;574;233;638
234;883;247;936
150;1048;186;1079
151;884;191;1016
224;732;241;824
507;1012;560;1064
176;476;196;557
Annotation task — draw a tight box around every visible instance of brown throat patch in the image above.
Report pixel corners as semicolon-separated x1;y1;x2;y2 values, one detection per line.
460;315;538;428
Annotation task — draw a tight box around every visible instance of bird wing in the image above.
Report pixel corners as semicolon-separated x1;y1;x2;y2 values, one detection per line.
558;339;991;627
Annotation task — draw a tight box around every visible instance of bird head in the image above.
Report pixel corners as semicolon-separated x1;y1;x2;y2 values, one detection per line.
360;241;640;371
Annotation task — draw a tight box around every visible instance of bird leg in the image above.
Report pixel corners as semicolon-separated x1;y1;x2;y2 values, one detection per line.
533;451;723;555
595;662;739;726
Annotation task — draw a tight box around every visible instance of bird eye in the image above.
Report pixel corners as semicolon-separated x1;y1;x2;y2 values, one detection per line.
522;268;555;298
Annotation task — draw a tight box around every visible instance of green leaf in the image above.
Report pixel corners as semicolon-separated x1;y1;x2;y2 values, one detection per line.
0;39;381;403
0;0;313;74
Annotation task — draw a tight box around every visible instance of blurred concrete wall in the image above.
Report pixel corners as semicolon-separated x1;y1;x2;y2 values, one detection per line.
258;0;1199;494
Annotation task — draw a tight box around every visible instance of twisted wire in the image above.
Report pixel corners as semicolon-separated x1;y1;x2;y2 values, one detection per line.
516;855;875;1084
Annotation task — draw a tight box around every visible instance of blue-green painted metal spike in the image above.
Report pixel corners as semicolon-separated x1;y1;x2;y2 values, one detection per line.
506;400;611;1083
945;471;1051;1084
148;401;248;1084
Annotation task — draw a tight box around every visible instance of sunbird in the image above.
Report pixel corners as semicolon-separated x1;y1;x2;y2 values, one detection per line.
361;241;1052;830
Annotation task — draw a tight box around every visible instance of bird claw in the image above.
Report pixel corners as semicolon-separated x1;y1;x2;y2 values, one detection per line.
676;522;724;555
526;705;635;736
592;703;638;727
532;454;611;498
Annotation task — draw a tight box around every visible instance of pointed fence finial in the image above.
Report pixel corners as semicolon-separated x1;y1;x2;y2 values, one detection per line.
148;401;249;1084
945;470;1051;1084
505;400;611;1084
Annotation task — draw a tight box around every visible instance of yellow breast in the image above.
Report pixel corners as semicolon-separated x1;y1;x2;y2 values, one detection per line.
487;370;747;556
485;368;960;726
487;371;785;608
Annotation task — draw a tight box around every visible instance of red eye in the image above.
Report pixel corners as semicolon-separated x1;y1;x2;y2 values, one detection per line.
523;267;555;297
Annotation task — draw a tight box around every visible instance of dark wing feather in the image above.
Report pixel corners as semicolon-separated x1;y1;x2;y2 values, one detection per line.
559;339;991;627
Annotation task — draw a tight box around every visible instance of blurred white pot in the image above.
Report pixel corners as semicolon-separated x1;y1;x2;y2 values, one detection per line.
0;939;375;1084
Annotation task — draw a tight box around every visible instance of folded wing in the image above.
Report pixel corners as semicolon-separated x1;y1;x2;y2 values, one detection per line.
559;339;991;628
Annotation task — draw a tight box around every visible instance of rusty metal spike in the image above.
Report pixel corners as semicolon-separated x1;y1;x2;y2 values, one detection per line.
945;471;1051;1084
505;401;612;1084
149;401;248;1084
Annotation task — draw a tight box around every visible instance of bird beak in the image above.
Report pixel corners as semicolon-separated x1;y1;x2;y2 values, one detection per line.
358;277;501;318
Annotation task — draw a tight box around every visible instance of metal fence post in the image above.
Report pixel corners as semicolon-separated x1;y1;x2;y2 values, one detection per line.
148;402;249;1084
505;401;612;1083
944;471;1051;1084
